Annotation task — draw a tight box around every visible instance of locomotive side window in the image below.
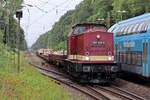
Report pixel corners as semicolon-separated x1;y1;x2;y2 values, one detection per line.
73;26;88;35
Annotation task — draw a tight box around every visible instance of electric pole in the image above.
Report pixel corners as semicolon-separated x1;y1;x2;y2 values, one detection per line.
107;11;110;28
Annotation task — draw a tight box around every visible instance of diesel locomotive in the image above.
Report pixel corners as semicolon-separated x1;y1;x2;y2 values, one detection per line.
38;23;120;83
64;23;119;83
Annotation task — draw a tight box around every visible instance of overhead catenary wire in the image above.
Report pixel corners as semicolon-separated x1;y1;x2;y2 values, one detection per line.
28;0;72;27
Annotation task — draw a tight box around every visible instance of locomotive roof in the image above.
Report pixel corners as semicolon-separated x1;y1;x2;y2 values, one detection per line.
72;23;106;28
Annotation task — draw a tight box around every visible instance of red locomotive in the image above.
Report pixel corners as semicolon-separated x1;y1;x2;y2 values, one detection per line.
37;23;120;83
64;23;120;83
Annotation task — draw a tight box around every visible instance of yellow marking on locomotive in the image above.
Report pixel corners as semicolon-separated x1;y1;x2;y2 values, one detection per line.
68;55;114;61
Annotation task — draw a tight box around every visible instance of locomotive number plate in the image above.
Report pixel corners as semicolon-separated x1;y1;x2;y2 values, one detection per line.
92;41;105;45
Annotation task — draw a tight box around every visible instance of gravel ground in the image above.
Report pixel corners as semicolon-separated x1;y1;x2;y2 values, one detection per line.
115;78;150;100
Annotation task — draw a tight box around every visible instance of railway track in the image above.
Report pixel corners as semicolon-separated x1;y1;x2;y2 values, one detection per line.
29;61;146;100
94;85;146;100
29;62;109;100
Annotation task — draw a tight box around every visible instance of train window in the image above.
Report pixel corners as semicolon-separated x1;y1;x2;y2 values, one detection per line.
119;27;124;36
122;51;124;63
122;52;124;63
117;51;119;62
116;27;122;36
124;26;130;35
132;23;139;34
119;52;121;63
141;22;148;32
121;26;126;36
121;52;124;63
93;25;106;31
135;23;141;33
127;25;132;34
132;52;136;65
73;26;88;35
122;26;127;35
123;52;126;64
134;52;138;65
116;20;149;37
137;22;144;33
73;27;79;35
119;51;122;63
127;52;132;64
137;52;142;66
144;22;149;31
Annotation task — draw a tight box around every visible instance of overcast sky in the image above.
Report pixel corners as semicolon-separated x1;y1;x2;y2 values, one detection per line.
21;0;83;47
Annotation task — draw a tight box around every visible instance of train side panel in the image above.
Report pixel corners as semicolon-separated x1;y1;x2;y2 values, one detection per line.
111;13;150;79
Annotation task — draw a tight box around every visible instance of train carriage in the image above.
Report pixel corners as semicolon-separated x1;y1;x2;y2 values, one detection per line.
109;13;150;79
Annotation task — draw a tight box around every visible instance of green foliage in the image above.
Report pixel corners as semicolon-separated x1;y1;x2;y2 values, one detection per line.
0;52;73;100
32;0;150;51
53;41;67;51
0;0;27;50
32;33;49;49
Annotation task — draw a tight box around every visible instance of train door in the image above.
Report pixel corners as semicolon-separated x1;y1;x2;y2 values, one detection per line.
142;39;149;77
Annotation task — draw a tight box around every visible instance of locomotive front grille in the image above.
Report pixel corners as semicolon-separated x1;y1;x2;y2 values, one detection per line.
82;65;119;73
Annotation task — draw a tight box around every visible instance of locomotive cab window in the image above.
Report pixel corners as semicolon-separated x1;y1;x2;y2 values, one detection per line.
93;25;107;32
73;26;88;35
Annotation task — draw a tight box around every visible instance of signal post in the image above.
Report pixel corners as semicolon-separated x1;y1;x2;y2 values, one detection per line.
16;10;23;73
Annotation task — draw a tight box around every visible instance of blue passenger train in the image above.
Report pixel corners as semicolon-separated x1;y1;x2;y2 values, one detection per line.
109;13;150;79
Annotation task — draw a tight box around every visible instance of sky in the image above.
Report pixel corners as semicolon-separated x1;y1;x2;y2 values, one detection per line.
21;0;83;47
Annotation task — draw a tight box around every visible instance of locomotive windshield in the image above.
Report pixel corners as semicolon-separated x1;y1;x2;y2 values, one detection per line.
73;26;88;35
93;25;107;32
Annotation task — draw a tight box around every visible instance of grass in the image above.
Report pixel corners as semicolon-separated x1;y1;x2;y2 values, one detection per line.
0;49;74;100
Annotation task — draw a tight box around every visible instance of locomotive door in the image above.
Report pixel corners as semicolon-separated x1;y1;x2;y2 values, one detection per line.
142;39;149;77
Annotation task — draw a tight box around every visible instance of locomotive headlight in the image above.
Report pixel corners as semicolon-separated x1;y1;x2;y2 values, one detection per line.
85;56;90;60
108;56;112;60
85;52;90;60
96;35;100;39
